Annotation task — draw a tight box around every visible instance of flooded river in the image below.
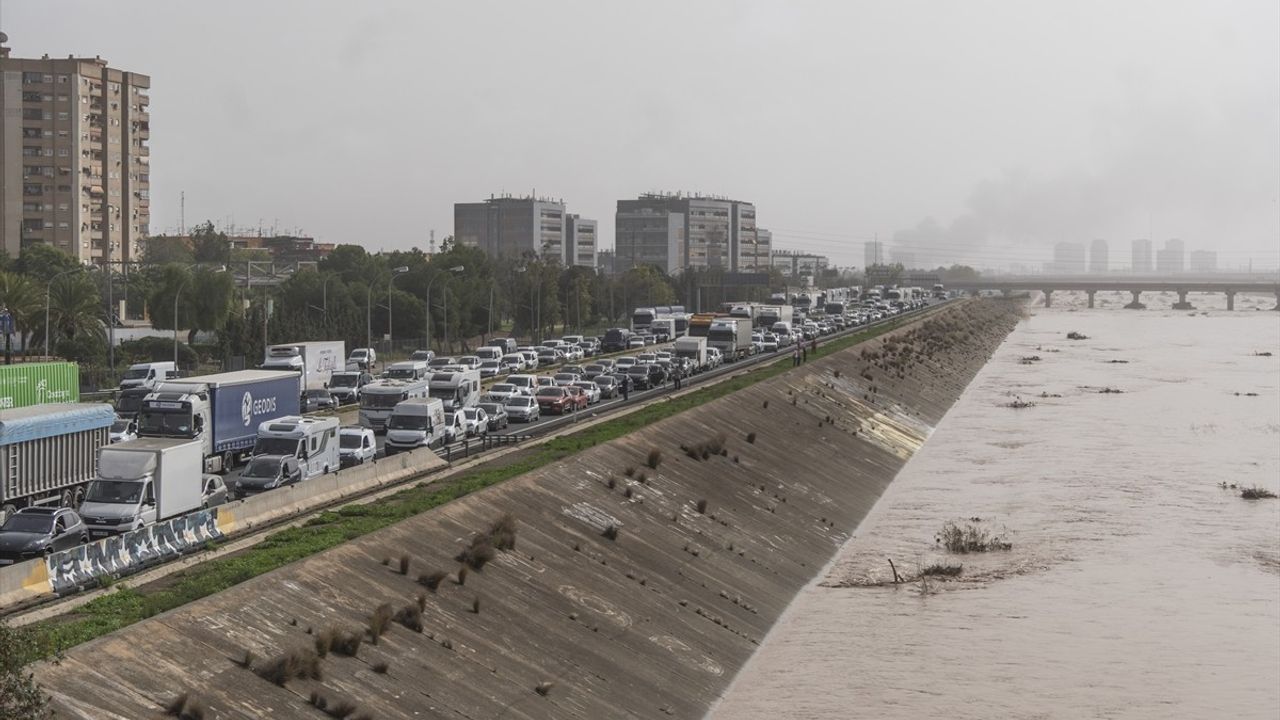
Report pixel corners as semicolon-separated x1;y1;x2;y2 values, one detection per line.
710;292;1280;719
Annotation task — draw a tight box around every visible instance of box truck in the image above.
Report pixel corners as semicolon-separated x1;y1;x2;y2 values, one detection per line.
707;318;755;361
136;370;302;473
0;362;79;410
672;336;708;371
78;438;204;537
261;341;345;393
0;403;114;520
757;305;793;330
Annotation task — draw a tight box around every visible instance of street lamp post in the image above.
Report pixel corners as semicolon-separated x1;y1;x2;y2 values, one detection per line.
425;265;463;353
386;266;409;357
44;267;84;359
321;273;337;324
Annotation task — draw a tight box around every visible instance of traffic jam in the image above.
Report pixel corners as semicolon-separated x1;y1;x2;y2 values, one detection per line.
0;284;941;563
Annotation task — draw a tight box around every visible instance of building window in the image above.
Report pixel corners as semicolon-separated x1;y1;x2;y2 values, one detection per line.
57;148;69;157
57;111;70;120
57;74;70;83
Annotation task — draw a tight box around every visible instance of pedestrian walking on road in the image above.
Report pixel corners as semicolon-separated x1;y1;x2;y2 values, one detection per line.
802;343;808;363
811;337;818;356
674;366;683;390
622;374;630;401
793;345;801;367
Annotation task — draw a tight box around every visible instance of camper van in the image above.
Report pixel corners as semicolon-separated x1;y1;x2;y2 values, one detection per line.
252;415;340;481
383;360;430;381
428;369;482;413
384;397;447;455
358;378;430;432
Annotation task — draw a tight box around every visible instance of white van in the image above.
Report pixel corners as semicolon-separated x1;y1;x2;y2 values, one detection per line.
475;347;503;362
383;360;430;381
253;415;340;480
119;361;177;391
385;397;447;454
506;374;537;396
771;321;794;347
359;378;429;432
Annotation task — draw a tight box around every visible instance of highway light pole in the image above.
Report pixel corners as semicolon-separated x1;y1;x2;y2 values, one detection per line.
425;265;463;353
386;266;409;356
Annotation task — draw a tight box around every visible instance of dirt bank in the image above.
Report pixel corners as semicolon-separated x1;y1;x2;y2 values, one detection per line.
38;300;1022;720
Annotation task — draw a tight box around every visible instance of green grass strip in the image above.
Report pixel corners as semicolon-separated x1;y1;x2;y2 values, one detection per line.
17;313;920;665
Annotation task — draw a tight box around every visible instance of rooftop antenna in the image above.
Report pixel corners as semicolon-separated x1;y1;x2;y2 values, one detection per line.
429;229;436;255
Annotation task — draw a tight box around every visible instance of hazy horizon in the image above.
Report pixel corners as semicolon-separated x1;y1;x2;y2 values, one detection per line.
9;0;1279;270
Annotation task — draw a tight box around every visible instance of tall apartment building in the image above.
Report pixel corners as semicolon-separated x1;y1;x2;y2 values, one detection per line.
1188;250;1217;274
1089;238;1109;273
614;192;758;274
564;214;597;269
1156;238;1185;274
738;227;771;272
454;195;579;264
1049;242;1086;274
864;239;885;268
1131;239;1153;273
1;41;150;265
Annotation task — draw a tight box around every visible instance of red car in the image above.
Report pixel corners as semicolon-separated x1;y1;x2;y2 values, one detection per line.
536;386;573;414
564;385;590;411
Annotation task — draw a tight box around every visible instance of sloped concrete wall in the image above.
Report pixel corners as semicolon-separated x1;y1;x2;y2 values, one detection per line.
38;300;1021;720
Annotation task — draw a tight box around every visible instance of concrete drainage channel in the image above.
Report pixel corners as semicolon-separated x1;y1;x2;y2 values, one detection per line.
0;303;949;624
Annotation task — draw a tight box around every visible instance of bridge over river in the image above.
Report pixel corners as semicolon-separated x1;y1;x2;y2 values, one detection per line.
947;274;1280;310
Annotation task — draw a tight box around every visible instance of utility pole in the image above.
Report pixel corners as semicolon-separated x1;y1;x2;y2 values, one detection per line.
180;191;186;235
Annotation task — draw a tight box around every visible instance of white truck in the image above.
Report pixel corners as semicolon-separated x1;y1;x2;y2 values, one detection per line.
252;415;340;480
118;361;177;392
707;318;755;361
262;341;345;394
359;378;429;433
672;336;708;370
385;397;447;455
429;369;481;413
137;370;302;474
757;305;793;330
383;360;431;381
79;438;205;537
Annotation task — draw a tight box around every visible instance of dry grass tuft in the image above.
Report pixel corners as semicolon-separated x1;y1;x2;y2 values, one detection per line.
936;521;1012;553
456;537;497;570
372;661;389;674
418;570;448;592
256;647;322;686
535;681;555;696
394;603;424;633
920;563;963;577
647;448;663;469
1241;486;1278;499
601;523;619;541
695;499;708;514
746;431;756;444
164;691;205;720
367;603;394;644
471;597;482;614
456;566;469;586
398;554;411;575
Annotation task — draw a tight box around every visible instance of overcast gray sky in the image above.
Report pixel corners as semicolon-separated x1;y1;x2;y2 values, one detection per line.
9;0;1278;270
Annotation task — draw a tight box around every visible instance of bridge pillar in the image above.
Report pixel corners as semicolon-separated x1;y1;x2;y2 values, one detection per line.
1086;290;1096;309
1124;290;1146;310
1225;291;1235;311
1042;290;1053;308
1172;290;1195;310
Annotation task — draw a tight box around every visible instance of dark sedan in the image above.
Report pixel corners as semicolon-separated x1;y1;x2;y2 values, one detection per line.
625;364;652;390
302;389;337;413
0;507;88;565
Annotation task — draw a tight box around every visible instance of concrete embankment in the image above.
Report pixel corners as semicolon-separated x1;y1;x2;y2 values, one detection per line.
38;300;1022;720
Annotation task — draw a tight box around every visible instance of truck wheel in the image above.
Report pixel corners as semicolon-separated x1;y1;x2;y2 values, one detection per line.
72;486;86;508
60;489;74;508
1;503;16;520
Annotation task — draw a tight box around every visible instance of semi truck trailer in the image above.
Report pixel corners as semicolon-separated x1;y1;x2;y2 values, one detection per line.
136;370;302;473
0;362;79;411
707;318;755;361
0;403;114;520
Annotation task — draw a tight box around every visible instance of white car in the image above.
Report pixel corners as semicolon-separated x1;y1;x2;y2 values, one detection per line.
486;383;521;403
553;372;580;387
571;381;601;405
456;356;482;370
459;407;490;437
443;410;467;444
500;353;526;373
338;426;377;468
109;416;138;444
615;356;638;370
562;345;584;362
706;347;723;368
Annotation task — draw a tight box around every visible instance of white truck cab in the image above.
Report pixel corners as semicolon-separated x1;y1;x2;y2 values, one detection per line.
385;397;447;454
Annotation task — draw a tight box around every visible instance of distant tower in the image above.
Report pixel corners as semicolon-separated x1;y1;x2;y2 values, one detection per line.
429;229;436;255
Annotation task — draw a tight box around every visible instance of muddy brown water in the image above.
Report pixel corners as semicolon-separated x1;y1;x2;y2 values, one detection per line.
709;292;1280;719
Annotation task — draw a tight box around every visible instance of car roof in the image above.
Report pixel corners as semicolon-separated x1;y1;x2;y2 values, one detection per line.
15;506;64;516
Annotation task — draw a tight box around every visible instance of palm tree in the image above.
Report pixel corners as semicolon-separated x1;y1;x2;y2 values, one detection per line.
0;271;42;361
47;274;106;353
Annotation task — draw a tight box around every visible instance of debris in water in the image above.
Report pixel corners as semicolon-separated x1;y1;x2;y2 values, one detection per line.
1066;331;1089;340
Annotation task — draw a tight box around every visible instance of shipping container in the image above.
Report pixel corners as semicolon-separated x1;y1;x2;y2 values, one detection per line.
0;362;80;410
0;402;114;517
